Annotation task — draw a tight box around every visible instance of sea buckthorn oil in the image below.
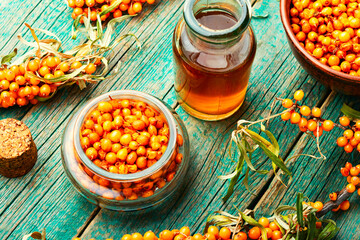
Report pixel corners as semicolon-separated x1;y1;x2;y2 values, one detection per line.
173;0;256;121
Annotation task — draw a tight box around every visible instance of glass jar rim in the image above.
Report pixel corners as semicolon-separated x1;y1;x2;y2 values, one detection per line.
73;90;178;181
183;0;252;40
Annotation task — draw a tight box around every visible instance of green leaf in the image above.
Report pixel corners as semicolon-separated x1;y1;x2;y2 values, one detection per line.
296;193;304;228
222;145;245;202
251;137;292;176
318;220;339;240
341;103;360;120
100;0;123;16
35;90;57;102
1;49;17;64
260;123;280;156
243;168;251;193
306;213;316;240
72;15;83;39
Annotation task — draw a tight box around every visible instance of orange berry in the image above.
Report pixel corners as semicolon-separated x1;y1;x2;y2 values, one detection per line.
307;119;318;131
113;9;123;18
39;84;51;97
38;66;50;76
340;200;350;210
133;2;143;13
350;166;360;176
207;226;219;238
337;137;348;147
272;230;282;240
86;0;95;7
269;222;279;231
329;192;338;201
233;232;247;240
346;183;356;193
354;131;360;141
120;3;129;11
282;98;294;108
85;63;96;74
351;176;360;185
339;116;350;126
144;231;157;240
258;217;270;228
219;227;231;240
281;112;291;121
344;144;354;153
132;233;143;240
248;227;261;240
160;230;174;240
313;201;324;211
294;90;304;101
71;61;82;69
290;112;301;124
180;227;191;237
204;233;215;240
312;107;322;117
299;117;308;128
75;0;85;7
300;105;311;116
322;120;334;131
28;60;40;71
344;129;354;139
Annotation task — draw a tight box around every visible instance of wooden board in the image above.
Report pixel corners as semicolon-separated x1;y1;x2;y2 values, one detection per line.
0;0;359;239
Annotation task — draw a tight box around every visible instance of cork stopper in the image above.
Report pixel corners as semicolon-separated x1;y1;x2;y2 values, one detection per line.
0;118;37;178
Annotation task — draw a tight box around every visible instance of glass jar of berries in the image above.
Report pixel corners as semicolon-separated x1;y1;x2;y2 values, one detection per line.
61;90;189;211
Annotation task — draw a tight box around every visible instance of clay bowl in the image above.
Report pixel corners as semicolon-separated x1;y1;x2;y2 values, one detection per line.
280;0;360;96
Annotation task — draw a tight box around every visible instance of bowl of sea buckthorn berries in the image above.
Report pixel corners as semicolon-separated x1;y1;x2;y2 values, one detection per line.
280;0;360;96
61;90;189;211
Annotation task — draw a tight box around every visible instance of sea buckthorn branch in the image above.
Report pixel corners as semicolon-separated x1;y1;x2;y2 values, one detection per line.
207;193;339;240
67;0;157;24
221;90;336;202
314;161;360;218
0;14;140;108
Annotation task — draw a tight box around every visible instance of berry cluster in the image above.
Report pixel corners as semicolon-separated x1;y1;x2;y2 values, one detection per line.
336;116;360;153
0;57;99;108
280;90;334;137
290;0;360;75
68;0;156;23
71;224;283;240
341;162;360;196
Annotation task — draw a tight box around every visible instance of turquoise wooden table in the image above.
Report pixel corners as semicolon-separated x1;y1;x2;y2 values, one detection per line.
0;0;359;239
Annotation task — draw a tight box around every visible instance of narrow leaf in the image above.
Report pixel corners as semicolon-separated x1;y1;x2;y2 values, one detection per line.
296;193;304;228
252;138;292;176
341;103;360;120
318;220;339;240
1;48;17;64
100;0;123;16
306;213;316;240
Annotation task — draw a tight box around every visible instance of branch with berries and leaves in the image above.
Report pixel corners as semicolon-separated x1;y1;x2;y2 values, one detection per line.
0;14;140;108
221;90;360;202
